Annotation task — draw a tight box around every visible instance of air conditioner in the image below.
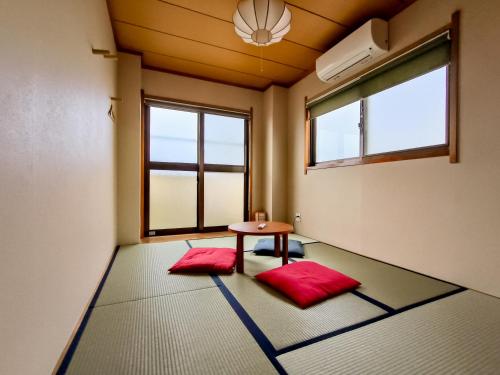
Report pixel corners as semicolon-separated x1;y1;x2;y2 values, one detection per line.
316;19;389;83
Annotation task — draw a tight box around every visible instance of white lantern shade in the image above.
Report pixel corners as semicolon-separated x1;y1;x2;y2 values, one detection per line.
233;0;291;46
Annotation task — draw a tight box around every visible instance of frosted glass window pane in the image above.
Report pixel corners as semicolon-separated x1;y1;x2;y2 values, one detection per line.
149;107;198;163
149;170;197;229
205;114;245;165
365;66;447;155
204;172;244;227
315;101;361;162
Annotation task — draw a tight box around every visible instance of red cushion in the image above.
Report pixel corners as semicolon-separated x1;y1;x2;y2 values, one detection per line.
169;248;236;274
255;261;361;308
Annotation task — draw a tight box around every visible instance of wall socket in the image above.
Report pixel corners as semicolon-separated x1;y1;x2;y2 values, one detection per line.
294;212;302;223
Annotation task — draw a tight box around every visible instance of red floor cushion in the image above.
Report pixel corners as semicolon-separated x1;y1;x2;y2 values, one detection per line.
255;261;361;308
169;247;237;274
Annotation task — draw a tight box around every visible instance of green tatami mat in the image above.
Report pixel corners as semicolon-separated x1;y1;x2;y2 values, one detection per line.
67;288;278;375
220;254;386;350
188;233;317;251
95;241;215;306
304;242;459;309
277;290;500;374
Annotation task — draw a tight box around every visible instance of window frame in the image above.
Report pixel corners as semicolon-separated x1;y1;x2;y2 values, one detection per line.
142;95;252;237
310;100;365;166
305;13;459;173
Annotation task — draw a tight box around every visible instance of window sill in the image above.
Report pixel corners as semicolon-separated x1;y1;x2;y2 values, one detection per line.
307;145;450;171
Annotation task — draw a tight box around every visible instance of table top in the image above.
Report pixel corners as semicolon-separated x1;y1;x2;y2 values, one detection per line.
228;221;293;235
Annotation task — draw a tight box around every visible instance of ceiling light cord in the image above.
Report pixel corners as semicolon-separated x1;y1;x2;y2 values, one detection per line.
260;47;264;72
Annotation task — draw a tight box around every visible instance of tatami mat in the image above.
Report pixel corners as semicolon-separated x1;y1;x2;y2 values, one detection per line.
277;290;500;374
304;242;459;309
63;234;500;375
231;252;287;277
95;241;215;306
188;233;317;251
187;236;236;249
67;288;278;375
219;253;386;350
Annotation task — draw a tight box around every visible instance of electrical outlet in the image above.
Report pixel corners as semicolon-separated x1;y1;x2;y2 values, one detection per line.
294;212;302;223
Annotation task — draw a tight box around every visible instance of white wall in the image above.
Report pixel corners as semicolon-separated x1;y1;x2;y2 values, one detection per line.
263;86;288;221
0;0;117;374
263;87;274;219
117;53;142;244
288;0;500;297
272;86;289;222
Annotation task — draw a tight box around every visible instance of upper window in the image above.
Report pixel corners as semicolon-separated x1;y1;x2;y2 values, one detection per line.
204;114;245;166
149;107;198;163
315;101;361;162
307;31;456;169
365;66;447;155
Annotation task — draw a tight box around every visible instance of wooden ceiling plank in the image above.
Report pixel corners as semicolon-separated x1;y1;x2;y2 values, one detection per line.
114;21;306;83
285;6;349;51
143;49;285;82
143;52;273;90
160;0;348;51
156;0;236;22
109;0;337;58
285;2;350;28
286;0;416;29
113;19;311;72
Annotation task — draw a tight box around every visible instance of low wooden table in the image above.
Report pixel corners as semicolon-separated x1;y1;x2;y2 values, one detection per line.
228;221;293;273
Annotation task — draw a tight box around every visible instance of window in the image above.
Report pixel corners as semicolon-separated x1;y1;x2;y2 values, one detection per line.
204;114;245;166
315;101;361;162
365;67;447;155
306;27;458;170
149;107;198;163
144;100;250;236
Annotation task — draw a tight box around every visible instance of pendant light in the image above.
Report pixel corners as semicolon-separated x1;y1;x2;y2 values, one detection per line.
233;0;292;46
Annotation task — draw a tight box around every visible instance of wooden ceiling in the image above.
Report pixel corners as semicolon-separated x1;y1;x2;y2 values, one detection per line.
108;0;415;90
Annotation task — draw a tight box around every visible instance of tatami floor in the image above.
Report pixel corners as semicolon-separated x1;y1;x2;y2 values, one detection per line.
59;235;500;374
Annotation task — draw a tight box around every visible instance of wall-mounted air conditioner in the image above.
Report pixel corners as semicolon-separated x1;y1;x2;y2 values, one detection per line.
316;19;389;83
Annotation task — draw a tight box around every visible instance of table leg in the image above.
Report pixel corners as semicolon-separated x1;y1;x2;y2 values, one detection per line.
274;234;281;257
282;233;288;266
236;234;244;273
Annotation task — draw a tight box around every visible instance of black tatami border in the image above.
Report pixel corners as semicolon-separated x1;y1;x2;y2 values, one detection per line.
351;290;395;313
211;274;288;374
56;245;121;375
276;286;467;356
185;240;287;374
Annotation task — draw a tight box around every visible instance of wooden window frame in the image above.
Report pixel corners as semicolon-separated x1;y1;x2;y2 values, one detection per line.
143;96;251;237
305;12;459;173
